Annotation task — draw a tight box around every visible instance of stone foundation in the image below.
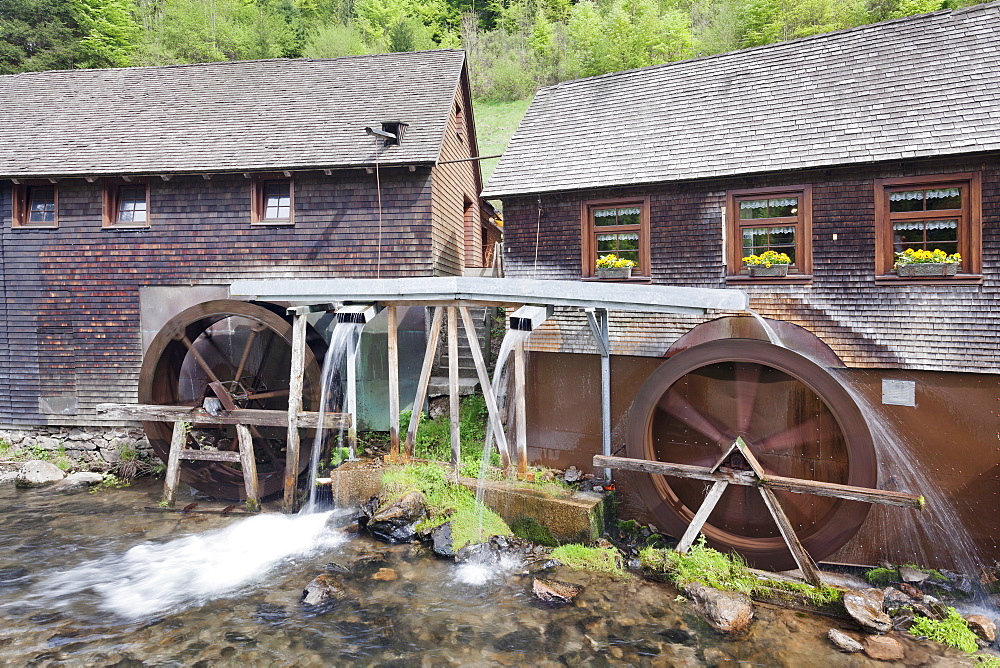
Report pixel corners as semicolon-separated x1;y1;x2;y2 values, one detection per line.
0;425;154;470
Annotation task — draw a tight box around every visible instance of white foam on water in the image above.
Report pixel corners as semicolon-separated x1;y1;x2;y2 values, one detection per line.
454;554;524;586
36;511;344;619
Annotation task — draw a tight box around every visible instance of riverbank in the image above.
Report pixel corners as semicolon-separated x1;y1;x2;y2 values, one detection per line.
0;480;987;666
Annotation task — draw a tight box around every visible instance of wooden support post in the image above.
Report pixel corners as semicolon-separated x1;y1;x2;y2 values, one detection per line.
405;307;444;458
162;420;187;507
283;310;308;513
447;306;461;474
676;481;729;553
459;306;511;469
513;336;529;478
236;424;260;510
387;306;401;461
758;485;823;586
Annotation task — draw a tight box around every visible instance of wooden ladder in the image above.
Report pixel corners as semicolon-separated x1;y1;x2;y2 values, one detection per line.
162;419;259;509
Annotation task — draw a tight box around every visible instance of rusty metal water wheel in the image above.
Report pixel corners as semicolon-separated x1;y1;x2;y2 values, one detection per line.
626;339;876;570
139;300;325;500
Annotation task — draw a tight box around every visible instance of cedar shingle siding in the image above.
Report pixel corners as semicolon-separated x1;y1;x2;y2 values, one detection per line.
501;156;1000;373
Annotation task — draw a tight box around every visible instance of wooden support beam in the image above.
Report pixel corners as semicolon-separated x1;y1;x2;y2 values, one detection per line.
447;306;461;474
162;420;186;507
592;454;924;509
676;481;729;553
513;337;529;478
387;306;401;461
236;424;260;509
758;485;823;586
405;306;444;458
283;311;308;513
96;404;350;429
459;306;512;469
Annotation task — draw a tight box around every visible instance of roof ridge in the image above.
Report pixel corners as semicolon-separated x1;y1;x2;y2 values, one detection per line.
537;3;994;94
2;49;465;79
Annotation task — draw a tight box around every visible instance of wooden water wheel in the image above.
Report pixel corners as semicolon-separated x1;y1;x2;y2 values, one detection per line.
625;338;877;570
138;300;326;500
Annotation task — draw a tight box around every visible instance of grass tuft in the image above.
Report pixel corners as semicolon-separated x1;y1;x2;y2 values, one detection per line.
641;536;841;606
550;543;628;578
909;607;980;654
380;462;512;551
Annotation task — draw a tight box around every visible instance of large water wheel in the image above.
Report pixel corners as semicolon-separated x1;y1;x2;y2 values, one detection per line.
626;338;876;570
138;300;326;500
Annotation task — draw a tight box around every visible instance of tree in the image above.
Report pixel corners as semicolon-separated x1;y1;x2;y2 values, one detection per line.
72;0;141;67
0;0;83;73
303;21;369;57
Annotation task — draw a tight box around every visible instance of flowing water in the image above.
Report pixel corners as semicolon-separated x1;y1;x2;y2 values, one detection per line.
828;368;987;576
0;481;948;666
304;321;364;512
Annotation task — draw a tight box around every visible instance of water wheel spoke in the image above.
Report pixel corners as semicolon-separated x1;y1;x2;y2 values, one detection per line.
245;388;290;402
233;324;265;384
755;416;822;453
658;388;730;445
177;335;223;386
733;362;761;435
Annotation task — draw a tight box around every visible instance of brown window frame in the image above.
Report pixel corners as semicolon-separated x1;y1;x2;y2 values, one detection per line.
874;173;981;279
102;180;150;229
726;185;812;280
251;175;295;225
581;197;651;279
11;181;59;228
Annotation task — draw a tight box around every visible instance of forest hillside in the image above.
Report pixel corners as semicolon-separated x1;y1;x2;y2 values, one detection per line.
1;0;986;103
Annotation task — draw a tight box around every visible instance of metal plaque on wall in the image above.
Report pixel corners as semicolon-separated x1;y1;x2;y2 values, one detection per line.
881;379;916;407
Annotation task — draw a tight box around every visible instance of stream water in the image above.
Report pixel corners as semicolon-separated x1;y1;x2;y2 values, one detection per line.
1;481;960;666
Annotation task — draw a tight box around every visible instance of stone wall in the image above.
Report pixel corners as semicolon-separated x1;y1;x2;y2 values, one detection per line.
0;424;153;470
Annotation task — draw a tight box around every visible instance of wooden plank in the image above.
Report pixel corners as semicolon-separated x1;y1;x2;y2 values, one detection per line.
387;306;401;460
283;312;308;513
447;306;461;473
236;424;259;509
459;306;511;469
733;436;767;478
162;420;186;507
593;454;924;509
513;337;528;478
405;306;444;458
676;481;729;553
178;449;241;462
96;404;350;429
758;486;823;586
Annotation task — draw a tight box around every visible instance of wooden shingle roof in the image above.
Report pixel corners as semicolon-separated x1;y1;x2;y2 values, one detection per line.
483;4;1000;198
0;50;467;178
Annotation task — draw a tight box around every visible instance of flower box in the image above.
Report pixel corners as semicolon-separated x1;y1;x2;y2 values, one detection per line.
895;263;958;277
746;264;789;278
596;267;632;280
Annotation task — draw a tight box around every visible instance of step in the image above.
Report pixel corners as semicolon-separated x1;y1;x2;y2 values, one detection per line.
427;376;480;397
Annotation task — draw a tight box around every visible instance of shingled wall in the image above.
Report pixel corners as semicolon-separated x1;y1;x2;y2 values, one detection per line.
501;155;1000;374
0;169;436;426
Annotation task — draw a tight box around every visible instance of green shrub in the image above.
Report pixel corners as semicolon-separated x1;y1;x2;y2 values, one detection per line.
909;607;979;654
550;543;628;578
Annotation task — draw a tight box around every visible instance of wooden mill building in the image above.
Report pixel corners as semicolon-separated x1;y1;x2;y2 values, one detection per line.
485;4;1000;568
0;50;498;443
